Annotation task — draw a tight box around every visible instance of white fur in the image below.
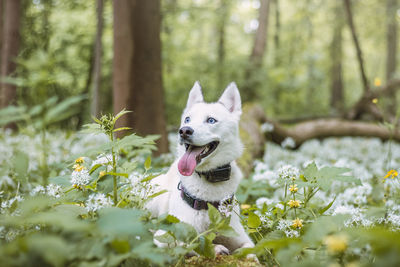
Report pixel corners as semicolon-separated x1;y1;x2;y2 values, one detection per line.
146;82;255;255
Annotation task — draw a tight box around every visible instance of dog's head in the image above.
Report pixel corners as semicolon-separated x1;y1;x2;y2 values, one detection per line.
177;81;243;176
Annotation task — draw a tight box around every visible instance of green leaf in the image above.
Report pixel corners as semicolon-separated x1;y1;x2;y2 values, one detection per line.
217;222;238;237
106;172;129;178
110;239;131;254
113;109;132;124
97;208;146;237
45;95;86;124
173;222;197;242
303;161;318;181
113;127;132;133
0;105;28;126
49;175;71;187
319;197;336;215
195;233;216;258
247;212;261;228
165;214;180;224
154;231;176;244
140;174;158;183
12;150;29;181
80;123;103;135
148;189;167;199
208;204;222;226
26;234;70;266
144;156;152;171
91;115;102;124
97;175;114;193
89;164;103;174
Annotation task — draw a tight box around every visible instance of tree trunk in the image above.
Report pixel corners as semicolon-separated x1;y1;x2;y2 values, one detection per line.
113;0;168;154
273;0;280;66
216;0;229;89
330;2;344;113
0;0;3;70
91;0;103;118
385;0;398;115
305;5;316;110
242;0;271;102
0;0;21;116
343;0;369;93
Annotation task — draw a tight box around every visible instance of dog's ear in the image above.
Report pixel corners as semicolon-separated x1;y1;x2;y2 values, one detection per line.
218;82;242;115
186;81;204;109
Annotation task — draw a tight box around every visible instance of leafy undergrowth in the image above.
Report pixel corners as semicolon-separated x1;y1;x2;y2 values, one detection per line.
1;107;400;266
184;255;261;267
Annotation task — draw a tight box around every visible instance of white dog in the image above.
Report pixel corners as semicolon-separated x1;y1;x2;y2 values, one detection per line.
146;81;254;255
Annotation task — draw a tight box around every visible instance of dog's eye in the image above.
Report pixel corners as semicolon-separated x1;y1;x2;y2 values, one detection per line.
206;117;217;124
184;117;190;123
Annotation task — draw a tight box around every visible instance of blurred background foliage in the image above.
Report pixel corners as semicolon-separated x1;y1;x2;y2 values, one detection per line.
9;0;398;127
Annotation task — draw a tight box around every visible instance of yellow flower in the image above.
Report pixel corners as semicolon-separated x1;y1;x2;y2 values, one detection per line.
372;98;378;104
99;171;106;178
384;169;398;179
74;165;84;172
289;184;298;193
374;77;381;87
75;157;85;164
292;218;303;229
241;204;251;210
324;234;348;253
288;199;301;208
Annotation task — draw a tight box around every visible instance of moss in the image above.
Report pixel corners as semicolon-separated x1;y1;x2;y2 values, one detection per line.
184;255;262;267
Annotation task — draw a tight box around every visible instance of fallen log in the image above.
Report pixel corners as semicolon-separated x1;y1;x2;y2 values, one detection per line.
238;104;400;176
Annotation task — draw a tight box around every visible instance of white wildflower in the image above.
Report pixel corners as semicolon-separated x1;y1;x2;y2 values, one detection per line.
30;185;46;196
281;137;296;149
46;184;63;198
284;230;300;238
128;172;155;200
85;193;113;212
277;165;299;183
218;196;237;217
71;169;90;186
255;197;274;208
277;219;291;231
92;154;114;171
260;122;274;133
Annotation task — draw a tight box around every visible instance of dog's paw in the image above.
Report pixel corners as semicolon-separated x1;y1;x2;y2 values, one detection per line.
214;244;230;255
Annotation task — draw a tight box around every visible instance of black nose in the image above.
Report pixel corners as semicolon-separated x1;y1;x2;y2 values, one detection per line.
179;126;194;139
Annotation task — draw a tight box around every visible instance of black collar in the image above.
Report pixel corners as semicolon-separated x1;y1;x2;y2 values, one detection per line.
177;182;234;210
196;164;231;183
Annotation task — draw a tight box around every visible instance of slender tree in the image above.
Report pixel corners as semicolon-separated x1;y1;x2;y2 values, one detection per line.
216;0;229;89
0;0;3;68
113;0;168;153
91;0;104;118
0;0;21;115
385;0;398;115
330;1;344;113
343;0;369;93
273;0;280;66
242;0;271;102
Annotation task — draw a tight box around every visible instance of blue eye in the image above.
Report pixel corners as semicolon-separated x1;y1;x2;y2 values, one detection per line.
184;117;190;123
207;117;217;124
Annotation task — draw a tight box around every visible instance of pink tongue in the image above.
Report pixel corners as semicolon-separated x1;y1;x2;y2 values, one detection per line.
178;146;204;176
